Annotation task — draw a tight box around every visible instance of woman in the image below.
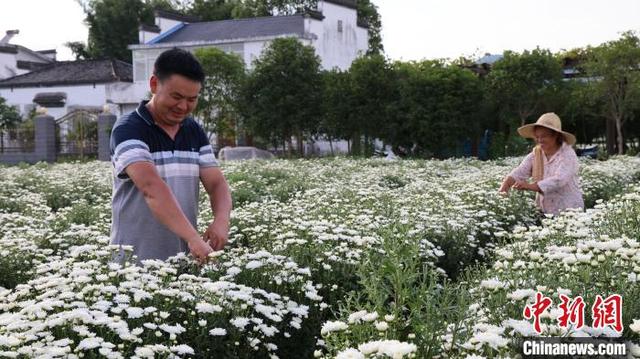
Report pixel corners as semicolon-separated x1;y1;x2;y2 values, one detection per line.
499;112;584;215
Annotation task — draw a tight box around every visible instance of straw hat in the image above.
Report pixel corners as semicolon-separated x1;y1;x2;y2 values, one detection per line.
517;112;576;145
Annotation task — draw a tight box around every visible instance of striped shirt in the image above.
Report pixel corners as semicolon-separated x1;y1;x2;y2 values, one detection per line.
110;101;219;262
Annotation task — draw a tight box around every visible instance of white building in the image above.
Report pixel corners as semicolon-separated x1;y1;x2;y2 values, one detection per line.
0;0;368;155
0;30;56;80
128;0;369;100
0;59;137;119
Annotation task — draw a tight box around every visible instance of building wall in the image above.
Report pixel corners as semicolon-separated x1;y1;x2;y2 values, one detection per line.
16;49;49;63
310;1;368;70
139;30;160;44
0;52;17;79
0;83;137;119
156;17;182;35
0;49;53;80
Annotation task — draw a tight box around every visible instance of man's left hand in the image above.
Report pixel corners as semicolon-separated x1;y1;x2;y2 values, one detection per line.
204;221;229;251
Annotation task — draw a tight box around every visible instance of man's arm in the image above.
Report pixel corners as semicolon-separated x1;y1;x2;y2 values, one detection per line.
126;161;213;262
200;167;232;251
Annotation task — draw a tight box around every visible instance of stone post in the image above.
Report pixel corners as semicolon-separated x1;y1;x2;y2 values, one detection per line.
34;112;56;163
98;107;117;161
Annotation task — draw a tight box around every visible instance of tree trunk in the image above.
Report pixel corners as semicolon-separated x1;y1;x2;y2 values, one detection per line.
615;116;624;155
605;117;616;155
364;134;370;157
351;131;360;157
329;137;334;156
287;136;294;158
296;131;304;157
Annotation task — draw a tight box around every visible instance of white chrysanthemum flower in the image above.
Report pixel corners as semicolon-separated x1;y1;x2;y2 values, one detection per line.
125;307;144;319
362;312;378;322
170;344;194;355
320;321;349;335
480;278;506;290
348;310;367;324
209;328;227;336
134;347;155;358
335;348;364;359
507;289;536;301
375;321;389;331
231;317;251;330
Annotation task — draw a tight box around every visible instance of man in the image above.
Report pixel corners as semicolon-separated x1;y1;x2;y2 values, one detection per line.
110;48;232;263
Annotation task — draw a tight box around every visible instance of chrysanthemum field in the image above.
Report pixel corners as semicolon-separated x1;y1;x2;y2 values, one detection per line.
1;156;639;358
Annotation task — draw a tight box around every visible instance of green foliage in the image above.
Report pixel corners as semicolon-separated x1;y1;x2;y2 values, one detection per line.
486;48;563;131
0;96;22;152
319;69;353;153
65;112;99;160
393;60;483;157
348;54;397;156
487;131;530;159
75;0;173;62
584;31;640;155
241;37;322;156
356;0;383;55
64;41;92;60
194;47;246;142
0;97;22;130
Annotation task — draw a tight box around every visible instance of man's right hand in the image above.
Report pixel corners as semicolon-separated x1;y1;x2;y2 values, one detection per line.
187;236;214;264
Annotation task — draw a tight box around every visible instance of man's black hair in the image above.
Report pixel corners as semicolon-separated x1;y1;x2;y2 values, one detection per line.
153;48;205;84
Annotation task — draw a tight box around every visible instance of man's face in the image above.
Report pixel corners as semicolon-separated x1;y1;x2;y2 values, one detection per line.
149;74;201;126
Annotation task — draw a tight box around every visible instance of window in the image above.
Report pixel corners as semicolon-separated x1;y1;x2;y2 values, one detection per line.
338;20;343;33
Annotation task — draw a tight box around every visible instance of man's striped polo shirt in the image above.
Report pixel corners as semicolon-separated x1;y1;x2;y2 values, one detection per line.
110;101;219;262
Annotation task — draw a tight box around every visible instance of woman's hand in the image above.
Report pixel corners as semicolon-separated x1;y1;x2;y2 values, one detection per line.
499;176;515;195
513;180;541;193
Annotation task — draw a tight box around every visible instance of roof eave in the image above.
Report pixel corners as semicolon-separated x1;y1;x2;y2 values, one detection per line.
0;79;133;89
129;33;309;50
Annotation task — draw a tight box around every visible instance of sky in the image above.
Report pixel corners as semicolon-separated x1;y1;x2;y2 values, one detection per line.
1;0;639;62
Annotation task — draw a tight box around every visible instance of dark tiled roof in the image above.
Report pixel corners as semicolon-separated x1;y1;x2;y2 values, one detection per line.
139;24;161;33
0;45;18;54
307;9;325;20
33;92;66;107
153;15;305;44
16;60;50;71
0;59;133;88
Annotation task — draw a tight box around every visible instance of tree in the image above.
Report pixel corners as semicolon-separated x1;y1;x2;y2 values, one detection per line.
0;97;22;152
320;69;353;155
193;47;246;147
74;0;176;62
187;0;243;20
584;31;640;155
187;0;315;20
486;48;563;131
348;54;396;156
65;41;92;60
356;0;383;55
241;37;322;156
394;61;482;157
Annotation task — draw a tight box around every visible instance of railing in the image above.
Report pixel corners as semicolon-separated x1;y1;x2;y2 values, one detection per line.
0;128;35;153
